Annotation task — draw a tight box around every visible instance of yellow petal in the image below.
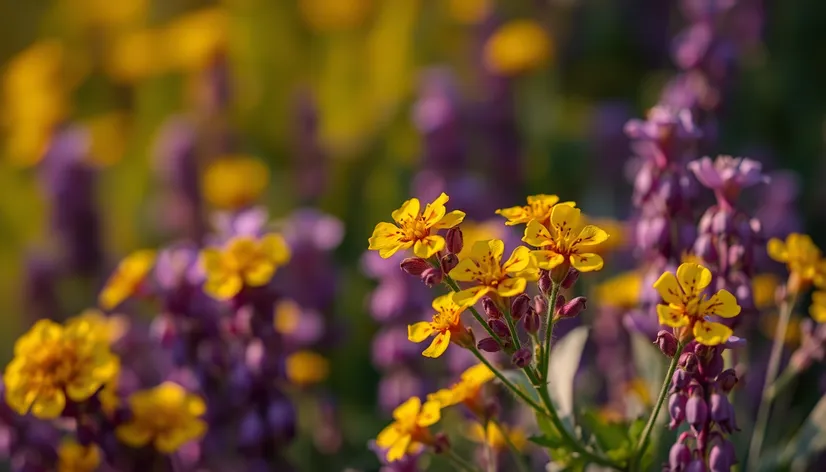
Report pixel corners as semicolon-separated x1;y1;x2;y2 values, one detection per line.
416;400;441;427
676;263;712;296
450;258;484;282
379;240;412;259
31;390;66;419
461;363;495;386
468;239;493;260
486;239;505;264
421;192;449;226
432;210;466;229
368;222;404;250
260;233;291;265
810;300;826;323
657;304;689;328
693;320;733;346
391;198;421;225
376;424;401;448
496;277;527;298
204;274;243;300
422;331;451;358
523;219;553;247
503;246;532;273
574;225;609;247
392;397;421;421
532;250;564;270
452;286;492;306
570;252;604;272
386;433;412;462
432;293;459;312
427;388;457;407
115;422;153;448
243;261;276;287
550;204;583;240
702;290;741;318
495;205;530;225
413;235;445;258
653;271;683;305
408;322;435;343
766;238;788;263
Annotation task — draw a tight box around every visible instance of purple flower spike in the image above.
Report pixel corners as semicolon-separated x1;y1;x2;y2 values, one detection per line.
708;440;735;472
688;156;769;203
686;394;708;433
669;393;688;429
670;442;692;470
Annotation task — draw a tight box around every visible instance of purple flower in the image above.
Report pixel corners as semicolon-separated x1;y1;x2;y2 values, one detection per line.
688;155;768;196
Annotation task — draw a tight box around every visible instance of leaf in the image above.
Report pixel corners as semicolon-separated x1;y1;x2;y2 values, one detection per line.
546;326;590;426
530;435;566;449
758;394;826;471
630;332;667;414
581;409;630;453
500;369;541;404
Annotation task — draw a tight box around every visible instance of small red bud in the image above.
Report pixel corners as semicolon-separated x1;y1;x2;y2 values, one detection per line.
482;297;502;319
539;270;552;294
445;227;464;255
511;294;531;320
523;311;540;334
717;369;738;393
421;267;443;287
488;319;511;338
561;268;580;289
433;432;451;454
556;296;587;319
400;257;431;277
440;253;459;274
533;295;548;315
477;337;501;353
512;347;532;368
655;330;678;358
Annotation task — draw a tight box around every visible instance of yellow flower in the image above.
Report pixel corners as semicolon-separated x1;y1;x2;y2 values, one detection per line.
810;291;826;323
587;217;626;254
468;422;527;451
767;233;825;292
70;309;129;345
202;156;270;210
495;194;570;227
368;193;466;259
653;263;741;346
408;294;471;358
594;271;641;310
456;220;505;260
104;29;166;83
163;7;228;71
427;363;494;412
99;250;156;310
274;299;302;335
752;273;781;310
84;112;129;167
483;20;552;76
299;0;373;32
376;397;441;462
449;240;539;306
116;382;207;453
57;439;101;472
523;205;609;272
448;0;491;25
99;373;121;418
3;318;120;419
201;234;291;300
285;351;330;387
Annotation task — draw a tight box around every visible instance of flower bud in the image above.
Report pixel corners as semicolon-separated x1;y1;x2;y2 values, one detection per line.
488;319;511;338
561;268;580;289
669;442;692;471
671;369;689;392
539;270;552;294
668;393;687;429
482;297;502;319
686;460;705;472
700;350;724;378
524;310;540;334
686;394;708;433
533;295;547;316
680;352;699;373
400;257;431;277
445;227;463;255
511;294;531;320
709;440;735;472
717;369;738;393
421;267;443;287
710;393;738;434
440;253;459;274
556;297;587;319
477;337;501;353
511;347;532;368
433;432;451;454
452;326;476;349
655;330;678;357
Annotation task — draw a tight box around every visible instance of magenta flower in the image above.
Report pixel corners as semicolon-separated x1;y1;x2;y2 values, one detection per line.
688;155;769;203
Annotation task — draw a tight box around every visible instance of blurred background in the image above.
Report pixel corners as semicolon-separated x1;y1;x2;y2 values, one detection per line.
1;0;826;470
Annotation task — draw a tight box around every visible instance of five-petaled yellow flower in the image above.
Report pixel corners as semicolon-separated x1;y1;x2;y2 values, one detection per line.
767;233;825;292
449;239;539;306
376;396;441;463
495;194;570;227
595;271;641;310
99;249;156;310
428;363;494;414
57;439;101;472
408;294;471;358
368;192;465;259
3;318;120;419
810;291;826;323
654;263;741;346
116;382;207;453
469;422;527;452
202;156;270;210
201;234;291;300
523;205;609;272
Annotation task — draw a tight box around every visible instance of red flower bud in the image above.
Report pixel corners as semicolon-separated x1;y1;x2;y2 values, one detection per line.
421;267;443;287
488;319;511;338
556;296;587;319
511;294;531;320
717;369;738;393
533;295;547;316
523;310;540;334
440;253;459;274
482;297;502;319
655;330;678;358
445;227;464;255
538;270;552;294
477;337;501;353
561;268;580;289
400;257;431;277
511;347;532;368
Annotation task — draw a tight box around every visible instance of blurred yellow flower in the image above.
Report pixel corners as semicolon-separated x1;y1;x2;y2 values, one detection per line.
99;373;121;418
408;294;470;358
57;439;101;472
427;363;493;411
299;0;373;32
376;396;441;462
587;217;626;254
164;7;228;71
285;351;330;386
116;382;207;453
448;0;490;25
456;220;505;260
450;240;538;305
3;318;120;419
523;205;609;272
65;0;148;27
201;234;291;300
767;233;825;292
69;309;129;345
496;195;572;227
99;250;156;310
752;273;781;310
811;291;826;323
624;378;652;407
484;20;552;76
759;313;801;346
274;299;302;335
468;422;527;451
368;192;465;259
595;271;641;310
202;156;270;210
84;112;129;167
104;29;166;83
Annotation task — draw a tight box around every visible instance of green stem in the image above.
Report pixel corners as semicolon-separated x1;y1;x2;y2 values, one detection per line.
540;282;561;381
444;449;481;472
631;342;685;471
442;273;506;347
748;292;798;468
767;365;798;401
491;418;530;472
468;346;548;416
502;303;522;350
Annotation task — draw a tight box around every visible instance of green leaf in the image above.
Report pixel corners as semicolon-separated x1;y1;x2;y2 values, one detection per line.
630;332;667;411
581;409;628;452
530;434;566;449
758;394;826;471
500;369;541;404
547;326;590;427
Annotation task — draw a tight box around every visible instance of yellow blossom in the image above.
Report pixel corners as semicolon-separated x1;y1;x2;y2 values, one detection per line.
201;234;291;300
653;263;741;346
523;205;609;272
104;29;166;83
594;271;641;310
99;250;156;310
449;239;539;306
448;0;490;25
811;291;826;323
116;382;207;453
624;378;652;407
752;273;781;310
57;439;101;472
587;217;626;254
484;20;552;76
767;233;825;291
408;294;471;358
495;194;570;227
368;192;465;259
99;373;121;418
299;0;373;32
455;220;505;260
70;309;129;345
3;318;120;419
274;299;302;335
427;363;494;411
376;397;441;462
163;7;228;71
285;351;330;386
84;112;129;167
202;156;270;210
468;422;527;451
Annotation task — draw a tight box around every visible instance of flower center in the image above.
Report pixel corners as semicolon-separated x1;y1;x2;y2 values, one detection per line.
401;216;430;241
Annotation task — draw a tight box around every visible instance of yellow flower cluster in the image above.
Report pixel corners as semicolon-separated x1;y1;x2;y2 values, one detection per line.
768;233;826;323
99;249;156;310
201;233;291;300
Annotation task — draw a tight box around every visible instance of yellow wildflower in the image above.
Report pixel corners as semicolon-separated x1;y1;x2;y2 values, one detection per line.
587;217;626;254
810;291;826;323
99;373;121;418
624;378;652;407
202;156;270;210
99;250;156;310
408;294;471;358
759;313;801;346
104;29;166;83
285;351;330;387
70;309;129;345
116;382;207;453
752;273;781;310
3;318;119;419
449;240;539;306
468;422;527;451
495;194;570;227
201;234;291;300
274;299;302;335
594;271;641;310
523;205;609;272
767;233;825;292
376;397;441;462
368;193;465;259
57;439;101;472
163;7;228;71
427;363;494;413
299;0;373;32
653;262;741;346
484;20;552;76
448;0;490;25
456;220;504;260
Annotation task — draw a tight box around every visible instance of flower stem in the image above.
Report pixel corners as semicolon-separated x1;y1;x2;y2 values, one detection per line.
767;365;798;401
491;418;530;472
502;303;522;350
468;346;548;416
748;292;798;468
631;342;685;472
441;273;506;347
540;282;561;381
444;449;481;472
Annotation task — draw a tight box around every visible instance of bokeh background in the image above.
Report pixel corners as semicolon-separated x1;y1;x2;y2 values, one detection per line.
2;0;826;470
